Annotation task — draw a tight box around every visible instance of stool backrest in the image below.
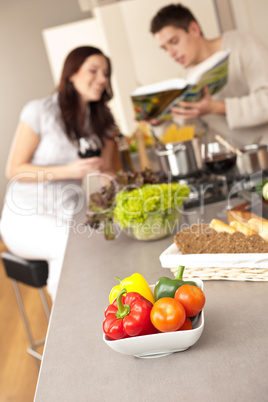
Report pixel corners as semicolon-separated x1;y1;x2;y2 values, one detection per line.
1;252;48;288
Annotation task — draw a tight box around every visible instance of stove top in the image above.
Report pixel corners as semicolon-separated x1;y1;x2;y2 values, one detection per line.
178;170;268;210
179;173;227;209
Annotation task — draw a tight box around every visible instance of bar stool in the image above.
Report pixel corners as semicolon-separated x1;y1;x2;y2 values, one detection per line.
1;251;50;365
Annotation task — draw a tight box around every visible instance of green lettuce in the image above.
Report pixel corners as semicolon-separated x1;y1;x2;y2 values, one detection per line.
85;170;190;240
114;182;190;229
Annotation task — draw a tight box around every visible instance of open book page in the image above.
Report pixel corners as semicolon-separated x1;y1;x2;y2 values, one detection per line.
131;49;230;121
183;50;229;102
131;86;188;121
131;78;187;96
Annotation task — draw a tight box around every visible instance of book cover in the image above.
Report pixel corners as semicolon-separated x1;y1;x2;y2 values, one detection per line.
131;49;230;121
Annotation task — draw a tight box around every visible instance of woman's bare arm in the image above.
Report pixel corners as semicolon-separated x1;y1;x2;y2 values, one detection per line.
6;122;103;182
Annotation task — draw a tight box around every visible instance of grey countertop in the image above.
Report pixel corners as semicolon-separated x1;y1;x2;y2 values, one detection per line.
35;200;268;402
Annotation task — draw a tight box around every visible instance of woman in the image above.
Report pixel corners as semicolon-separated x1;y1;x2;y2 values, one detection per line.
1;46;121;301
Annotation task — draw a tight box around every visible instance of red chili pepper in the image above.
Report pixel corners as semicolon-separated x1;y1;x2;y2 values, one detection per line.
103;288;157;340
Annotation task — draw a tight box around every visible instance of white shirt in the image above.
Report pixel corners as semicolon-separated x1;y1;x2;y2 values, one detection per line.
202;30;268;147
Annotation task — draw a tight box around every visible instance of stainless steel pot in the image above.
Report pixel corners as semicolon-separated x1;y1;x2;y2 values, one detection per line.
235;144;268;176
154;137;203;177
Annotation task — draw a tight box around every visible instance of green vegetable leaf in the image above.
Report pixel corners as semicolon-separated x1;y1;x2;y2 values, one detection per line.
84;169;190;241
114;182;190;228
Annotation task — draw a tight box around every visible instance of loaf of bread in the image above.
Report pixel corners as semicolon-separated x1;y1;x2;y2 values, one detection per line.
209;219;236;234
174;223;268;254
248;218;268;241
229;220;259;236
198;231;246;254
174;223;216;254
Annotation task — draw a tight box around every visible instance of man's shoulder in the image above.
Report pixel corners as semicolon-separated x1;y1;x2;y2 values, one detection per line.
223;30;248;42
223;30;265;48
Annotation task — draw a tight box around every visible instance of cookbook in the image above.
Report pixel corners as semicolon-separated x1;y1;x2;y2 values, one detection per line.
131;49;230;121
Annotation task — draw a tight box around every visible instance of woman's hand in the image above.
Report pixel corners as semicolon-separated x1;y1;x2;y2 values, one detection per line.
171;86;226;120
66;157;103;179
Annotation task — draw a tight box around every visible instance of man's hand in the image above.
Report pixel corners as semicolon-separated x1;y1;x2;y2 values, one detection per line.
149;118;164;126
171;86;226;120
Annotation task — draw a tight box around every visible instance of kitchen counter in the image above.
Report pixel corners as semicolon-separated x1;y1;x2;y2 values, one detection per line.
35;200;268;402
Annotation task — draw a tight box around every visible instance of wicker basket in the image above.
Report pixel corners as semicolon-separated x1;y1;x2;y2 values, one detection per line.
170;266;268;281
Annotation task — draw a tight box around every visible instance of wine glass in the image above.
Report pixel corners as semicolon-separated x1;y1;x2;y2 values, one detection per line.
78;135;102;158
201;133;237;175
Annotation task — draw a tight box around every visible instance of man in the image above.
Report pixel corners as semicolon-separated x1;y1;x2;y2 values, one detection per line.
150;3;268;147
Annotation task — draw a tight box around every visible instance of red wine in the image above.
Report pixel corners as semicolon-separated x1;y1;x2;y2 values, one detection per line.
78;149;101;158
205;153;237;174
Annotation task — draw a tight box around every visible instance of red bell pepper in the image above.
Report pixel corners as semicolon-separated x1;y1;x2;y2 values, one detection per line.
103;288;157;340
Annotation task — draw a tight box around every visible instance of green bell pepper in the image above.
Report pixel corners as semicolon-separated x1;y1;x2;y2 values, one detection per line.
154;266;197;301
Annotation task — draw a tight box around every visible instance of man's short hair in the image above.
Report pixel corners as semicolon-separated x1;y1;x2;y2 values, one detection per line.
150;3;200;34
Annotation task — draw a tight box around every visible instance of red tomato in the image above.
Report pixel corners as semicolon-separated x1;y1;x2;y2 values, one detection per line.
178;317;192;331
175;285;205;317
150;297;186;332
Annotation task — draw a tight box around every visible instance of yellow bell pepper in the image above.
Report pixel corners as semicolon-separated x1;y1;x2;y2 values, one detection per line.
109;273;155;305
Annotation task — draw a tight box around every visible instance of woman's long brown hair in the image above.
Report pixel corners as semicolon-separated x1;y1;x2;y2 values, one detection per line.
57;46;117;144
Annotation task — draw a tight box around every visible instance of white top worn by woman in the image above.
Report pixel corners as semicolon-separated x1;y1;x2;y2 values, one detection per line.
5;93;83;220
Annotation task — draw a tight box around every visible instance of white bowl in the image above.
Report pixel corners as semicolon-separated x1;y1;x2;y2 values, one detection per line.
103;279;204;358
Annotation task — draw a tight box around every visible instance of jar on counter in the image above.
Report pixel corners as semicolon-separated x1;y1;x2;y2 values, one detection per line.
115;133;136;172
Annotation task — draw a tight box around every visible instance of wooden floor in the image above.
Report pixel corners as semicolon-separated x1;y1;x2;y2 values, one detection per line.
0;242;52;402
